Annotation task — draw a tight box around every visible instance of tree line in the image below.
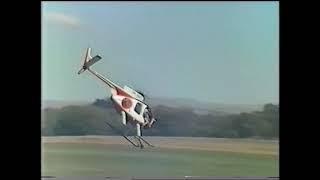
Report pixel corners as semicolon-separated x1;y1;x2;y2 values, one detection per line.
42;99;278;139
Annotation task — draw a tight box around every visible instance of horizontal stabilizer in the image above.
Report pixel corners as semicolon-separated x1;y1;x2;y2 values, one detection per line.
78;48;102;74
85;55;102;68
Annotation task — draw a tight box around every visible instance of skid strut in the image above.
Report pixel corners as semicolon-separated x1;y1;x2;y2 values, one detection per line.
136;136;155;147
105;121;154;148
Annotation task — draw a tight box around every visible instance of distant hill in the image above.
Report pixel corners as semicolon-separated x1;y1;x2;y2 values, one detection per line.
147;97;264;114
42;100;90;109
43;97;264;115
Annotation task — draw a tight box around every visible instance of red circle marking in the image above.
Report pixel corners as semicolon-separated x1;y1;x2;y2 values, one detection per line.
122;98;132;109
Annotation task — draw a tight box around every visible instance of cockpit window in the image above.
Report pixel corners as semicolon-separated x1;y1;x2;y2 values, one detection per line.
134;102;143;114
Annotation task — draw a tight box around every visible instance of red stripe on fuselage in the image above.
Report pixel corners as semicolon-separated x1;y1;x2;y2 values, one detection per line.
114;102;125;113
116;87;133;98
112;96;130;113
113;103;134;122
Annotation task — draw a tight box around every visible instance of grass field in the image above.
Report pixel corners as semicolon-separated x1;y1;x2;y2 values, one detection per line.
42;136;278;177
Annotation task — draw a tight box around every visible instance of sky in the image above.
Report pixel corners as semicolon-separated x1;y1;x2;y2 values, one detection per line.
42;2;279;104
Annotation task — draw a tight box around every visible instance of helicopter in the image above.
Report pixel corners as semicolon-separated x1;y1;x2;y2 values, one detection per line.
78;48;157;149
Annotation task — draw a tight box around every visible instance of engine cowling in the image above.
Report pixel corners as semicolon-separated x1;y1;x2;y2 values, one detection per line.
143;117;157;129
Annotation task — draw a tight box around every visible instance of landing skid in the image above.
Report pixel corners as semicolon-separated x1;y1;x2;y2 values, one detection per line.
136;136;155;147
105;121;154;149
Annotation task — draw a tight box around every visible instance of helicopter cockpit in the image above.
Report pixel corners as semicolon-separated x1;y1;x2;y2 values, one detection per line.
133;101;156;129
143;106;156;128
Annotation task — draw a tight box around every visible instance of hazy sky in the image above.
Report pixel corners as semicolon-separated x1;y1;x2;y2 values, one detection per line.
42;2;279;104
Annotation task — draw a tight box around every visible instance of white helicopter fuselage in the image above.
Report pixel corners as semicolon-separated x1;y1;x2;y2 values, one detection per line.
110;89;148;126
78;48;156;138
